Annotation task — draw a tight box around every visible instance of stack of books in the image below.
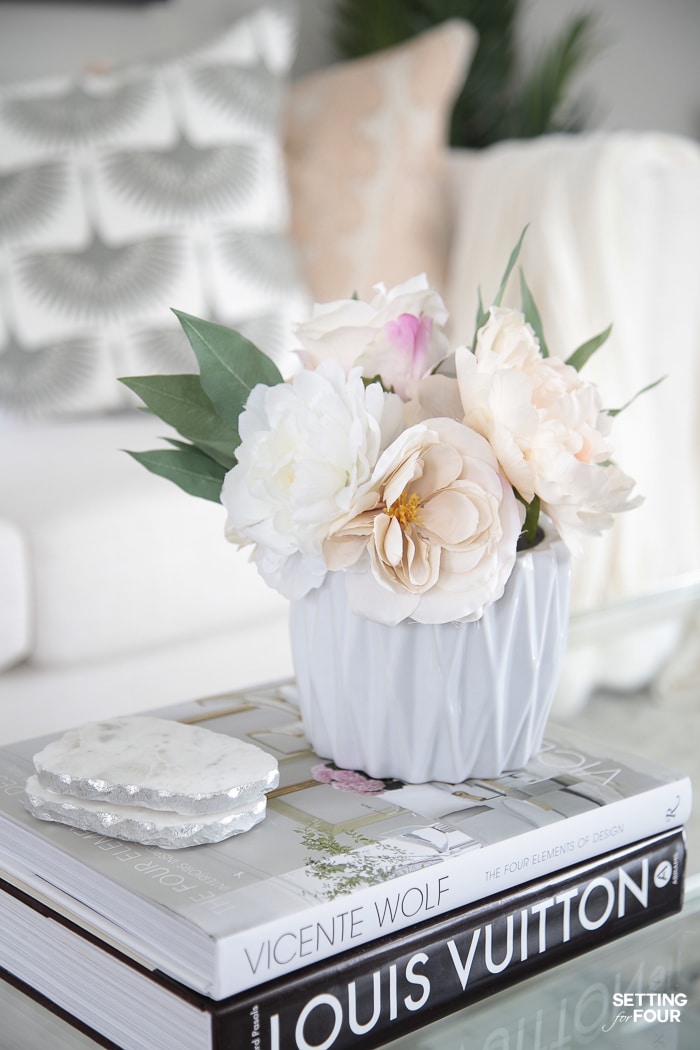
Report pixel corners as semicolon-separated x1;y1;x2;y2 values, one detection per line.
0;681;691;1050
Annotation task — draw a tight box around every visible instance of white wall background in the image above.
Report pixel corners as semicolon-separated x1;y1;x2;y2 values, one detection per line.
0;0;697;140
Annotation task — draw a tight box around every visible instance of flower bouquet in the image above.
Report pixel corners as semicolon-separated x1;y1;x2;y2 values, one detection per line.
122;231;647;781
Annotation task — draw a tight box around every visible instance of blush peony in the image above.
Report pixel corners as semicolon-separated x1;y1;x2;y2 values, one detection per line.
323;417;522;625
456;307;640;546
295;274;449;399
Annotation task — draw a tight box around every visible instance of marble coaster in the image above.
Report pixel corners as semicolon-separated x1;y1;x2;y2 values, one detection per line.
24;775;267;848
32;716;279;814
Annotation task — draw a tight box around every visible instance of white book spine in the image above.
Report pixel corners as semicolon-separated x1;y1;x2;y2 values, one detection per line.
214;778;691;998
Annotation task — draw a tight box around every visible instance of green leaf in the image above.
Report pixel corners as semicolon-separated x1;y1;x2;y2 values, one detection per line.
494;225;528;306
470;289;489;353
565;323;613;371
473;227;530;348
163;437;197;451
475;287;488;330
472;286;489;346
125;446;227;503
606;376;665;418
519;269;548;357
119;374;239;468
362;373;394;393
173;311;283;429
516;494;540;548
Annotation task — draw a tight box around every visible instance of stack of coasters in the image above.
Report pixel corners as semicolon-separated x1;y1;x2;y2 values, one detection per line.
24;716;279;849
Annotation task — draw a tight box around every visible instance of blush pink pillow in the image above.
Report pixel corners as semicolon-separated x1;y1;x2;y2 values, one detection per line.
284;20;477;302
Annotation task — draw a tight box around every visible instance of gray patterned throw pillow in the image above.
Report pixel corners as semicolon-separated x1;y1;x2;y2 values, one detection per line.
0;5;308;416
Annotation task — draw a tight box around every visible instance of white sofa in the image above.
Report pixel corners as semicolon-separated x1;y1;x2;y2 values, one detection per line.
1;5;699;745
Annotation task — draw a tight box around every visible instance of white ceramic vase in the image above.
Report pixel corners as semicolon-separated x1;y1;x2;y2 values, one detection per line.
289;520;571;784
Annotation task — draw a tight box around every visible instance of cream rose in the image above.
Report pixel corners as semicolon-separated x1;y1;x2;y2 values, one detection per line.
221;361;401;599
323;417;522;625
456;307;640;546
295;274;449;399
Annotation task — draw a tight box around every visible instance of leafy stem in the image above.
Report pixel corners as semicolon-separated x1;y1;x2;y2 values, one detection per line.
518;494;541;549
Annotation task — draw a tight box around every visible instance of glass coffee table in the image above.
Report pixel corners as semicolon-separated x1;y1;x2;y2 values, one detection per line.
3;873;699;1049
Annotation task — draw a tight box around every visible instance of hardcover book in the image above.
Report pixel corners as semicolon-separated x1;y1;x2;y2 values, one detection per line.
0;830;687;1050
388;865;699;1050
0;682;692;1000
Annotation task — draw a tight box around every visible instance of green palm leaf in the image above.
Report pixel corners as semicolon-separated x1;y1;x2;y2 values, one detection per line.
332;0;598;149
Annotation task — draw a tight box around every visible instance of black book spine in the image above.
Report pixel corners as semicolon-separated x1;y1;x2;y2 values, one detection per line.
216;829;686;1050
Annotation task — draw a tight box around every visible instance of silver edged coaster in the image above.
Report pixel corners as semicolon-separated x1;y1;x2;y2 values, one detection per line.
32;716;279;814
24;775;268;848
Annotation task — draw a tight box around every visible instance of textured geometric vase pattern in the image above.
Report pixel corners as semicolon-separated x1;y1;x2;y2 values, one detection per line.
290;522;572;783
0;6;307;415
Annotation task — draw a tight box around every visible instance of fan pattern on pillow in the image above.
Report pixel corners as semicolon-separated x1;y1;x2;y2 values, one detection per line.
0;5;308;416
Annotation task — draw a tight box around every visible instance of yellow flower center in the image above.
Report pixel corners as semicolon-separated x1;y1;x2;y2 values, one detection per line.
386;491;422;527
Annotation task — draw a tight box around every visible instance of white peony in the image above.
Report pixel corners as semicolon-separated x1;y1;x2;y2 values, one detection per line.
295;274;449;399
221;361;401;599
456;307;640;547
323;417;522;625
